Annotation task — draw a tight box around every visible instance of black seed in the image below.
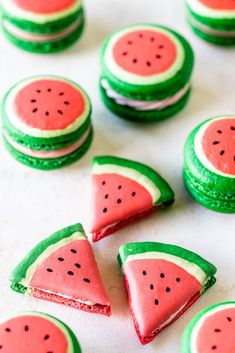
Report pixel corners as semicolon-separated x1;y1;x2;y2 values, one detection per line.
227;317;232;322
217;130;222;134
64;101;69;105
83;278;90;283
122;52;128;56
71;249;77;254
102;181;106;185
57;110;63;115
44;335;50;340
220;150;225;156
133;59;138;63
150;284;154;290
155;299;159;305
159;45;164;49
117;199;122;204
68;271;74;276
5;328;11;332
36;90;41;93
127;41;132;45
47;268;53;272
32;108;38;113
58;257;64;262
0;346;2;349
105;194;109;199
24;325;29;332
118;185;122;189
75;263;81;269
132;192;136;197
156;54;161;59
139;33;143;38
146;61;151;66
103;208;108;213
45;111;49;116
176;277;181;282
231;126;235;131
160;273;165;278
47;351;53;353
213;141;220;145
214;329;221;332
212;346;217;350
59;92;64;96
142;271;147;276
31;99;36;103
47;88;52;92
166;287;171;293
150;37;155;42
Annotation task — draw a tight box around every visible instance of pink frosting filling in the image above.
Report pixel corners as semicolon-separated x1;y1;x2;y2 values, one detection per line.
190;16;235;37
4;126;91;159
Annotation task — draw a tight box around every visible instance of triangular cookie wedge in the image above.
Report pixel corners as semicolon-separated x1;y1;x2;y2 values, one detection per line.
118;242;217;344
10;223;111;316
91;156;175;241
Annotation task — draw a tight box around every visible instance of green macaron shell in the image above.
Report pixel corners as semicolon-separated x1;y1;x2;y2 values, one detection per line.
181;302;235;353
100;82;191;123
11;223;84;293
4;127;93;170
2;76;92;150
2;17;85;53
188;21;235;45
183;117;235;213
93;155;175;207
100;24;194;100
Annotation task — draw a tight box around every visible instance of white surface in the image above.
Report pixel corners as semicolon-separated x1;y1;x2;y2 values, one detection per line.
0;1;234;352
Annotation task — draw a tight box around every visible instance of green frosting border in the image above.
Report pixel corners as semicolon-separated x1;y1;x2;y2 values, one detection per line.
92;155;175;206
181;301;235;353
118;242;217;279
1;75;92;150
100;24;194;100
10;223;85;291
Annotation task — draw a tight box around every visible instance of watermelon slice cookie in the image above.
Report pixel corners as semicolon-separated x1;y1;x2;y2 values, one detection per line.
10;224;111;316
1;0;84;53
182;302;235;353
0;311;81;353
186;0;235;45
118;242;217;345
100;24;194;122
90;156;175;241
2;75;93;170
184;115;235;213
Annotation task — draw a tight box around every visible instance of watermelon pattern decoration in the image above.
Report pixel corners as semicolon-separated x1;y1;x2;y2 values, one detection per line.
10;224;111;316
118;242;217;345
187;0;235;45
90;156;175;242
1;0;84;53
182;302;235;353
100;24;194;122
2;76;93;170
184;115;235;213
0;312;81;353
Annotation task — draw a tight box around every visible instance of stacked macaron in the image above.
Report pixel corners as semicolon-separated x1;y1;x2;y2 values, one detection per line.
2;76;93;170
100;24;194;123
186;0;235;45
1;0;85;53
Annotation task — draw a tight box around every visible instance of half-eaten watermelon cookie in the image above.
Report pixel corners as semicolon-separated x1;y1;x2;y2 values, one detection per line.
186;0;235;45
118;242;217;345
100;24;194;123
90;156;175;242
1;0;84;53
10;223;111;316
184;115;235;213
0;311;81;353
2;75;93;170
182;302;235;353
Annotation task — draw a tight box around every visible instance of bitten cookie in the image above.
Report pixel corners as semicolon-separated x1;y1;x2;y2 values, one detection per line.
118;242;217;345
182;302;235;353
184;115;235;213
186;0;235;45
10;224;111;316
90;156;175;241
2;75;93;170
100;24;194;123
1;0;84;53
0;311;81;353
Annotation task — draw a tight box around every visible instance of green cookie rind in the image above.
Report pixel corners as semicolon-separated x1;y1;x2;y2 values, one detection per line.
4;127;93;170
92;155;175;207
189;23;235;46
1;5;84;34
1;17;85;54
2;76;91;150
100;24;194;100
10;223;85;290
181;302;235;353
100;83;191;123
118;242;217;278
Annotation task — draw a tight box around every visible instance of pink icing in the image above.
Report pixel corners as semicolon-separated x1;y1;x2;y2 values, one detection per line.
199;0;235;10
13;0;76;14
5;126;91;159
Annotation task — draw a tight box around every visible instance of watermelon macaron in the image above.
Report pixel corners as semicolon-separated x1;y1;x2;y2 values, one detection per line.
2;75;93;170
184;115;235;213
90;156;175;242
100;24;194;123
10;223;111;316
182;302;235;353
118;242;217;345
186;0;235;45
0;311;81;353
1;0;84;53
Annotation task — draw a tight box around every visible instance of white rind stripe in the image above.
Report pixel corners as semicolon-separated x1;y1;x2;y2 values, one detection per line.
190;16;235;37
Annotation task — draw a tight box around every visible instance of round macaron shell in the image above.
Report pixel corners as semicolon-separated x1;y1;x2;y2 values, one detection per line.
113;29;177;76
12;0;77;14
198;0;235;10
14;79;86;131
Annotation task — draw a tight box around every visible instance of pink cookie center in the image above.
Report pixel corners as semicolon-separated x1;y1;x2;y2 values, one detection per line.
14;79;85;131
198;0;235;10
113;29;177;76
13;0;77;14
202;118;235;175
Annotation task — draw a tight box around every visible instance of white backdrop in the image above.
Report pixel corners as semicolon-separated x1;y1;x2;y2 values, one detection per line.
0;1;234;352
